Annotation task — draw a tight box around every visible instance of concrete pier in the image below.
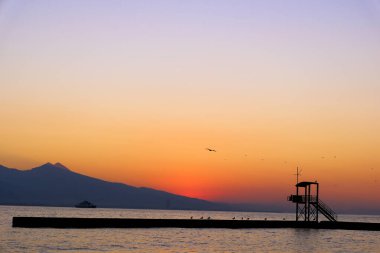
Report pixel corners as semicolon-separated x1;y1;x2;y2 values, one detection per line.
12;217;380;231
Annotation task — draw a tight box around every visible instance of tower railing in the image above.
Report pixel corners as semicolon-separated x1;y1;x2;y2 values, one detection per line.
314;199;337;222
288;194;338;222
288;195;318;203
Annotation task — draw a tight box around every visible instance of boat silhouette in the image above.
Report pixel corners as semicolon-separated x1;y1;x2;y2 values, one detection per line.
75;200;96;208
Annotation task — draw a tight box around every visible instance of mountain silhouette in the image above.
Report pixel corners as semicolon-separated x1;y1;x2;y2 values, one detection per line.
0;163;227;210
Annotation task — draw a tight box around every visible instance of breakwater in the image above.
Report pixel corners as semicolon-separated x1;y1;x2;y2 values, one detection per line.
12;217;380;231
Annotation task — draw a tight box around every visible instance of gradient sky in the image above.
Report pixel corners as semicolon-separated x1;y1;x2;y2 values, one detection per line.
1;0;380;213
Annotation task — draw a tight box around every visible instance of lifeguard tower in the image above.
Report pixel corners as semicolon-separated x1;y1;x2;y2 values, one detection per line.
288;181;337;222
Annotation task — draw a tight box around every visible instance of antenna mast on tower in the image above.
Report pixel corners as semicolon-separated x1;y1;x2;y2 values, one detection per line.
294;166;302;185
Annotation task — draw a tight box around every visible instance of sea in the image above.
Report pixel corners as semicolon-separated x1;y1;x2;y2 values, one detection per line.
1;206;380;253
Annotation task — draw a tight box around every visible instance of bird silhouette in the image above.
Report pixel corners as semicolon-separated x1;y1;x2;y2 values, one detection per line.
200;216;204;219
232;217;236;220
206;148;216;152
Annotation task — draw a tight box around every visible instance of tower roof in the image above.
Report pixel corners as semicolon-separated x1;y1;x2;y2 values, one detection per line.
296;181;318;187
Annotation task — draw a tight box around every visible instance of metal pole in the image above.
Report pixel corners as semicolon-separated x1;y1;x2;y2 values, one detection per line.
296;185;299;221
307;185;311;221
304;187;307;221
316;183;319;222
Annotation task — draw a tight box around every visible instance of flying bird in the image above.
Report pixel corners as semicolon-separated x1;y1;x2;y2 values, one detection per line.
206;148;216;152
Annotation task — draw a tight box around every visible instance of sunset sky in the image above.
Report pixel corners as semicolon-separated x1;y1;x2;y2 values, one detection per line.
1;0;379;213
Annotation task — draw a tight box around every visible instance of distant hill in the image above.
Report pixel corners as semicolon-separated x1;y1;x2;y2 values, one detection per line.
0;162;232;210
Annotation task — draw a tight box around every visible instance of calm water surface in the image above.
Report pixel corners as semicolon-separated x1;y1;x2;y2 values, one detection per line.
1;206;380;252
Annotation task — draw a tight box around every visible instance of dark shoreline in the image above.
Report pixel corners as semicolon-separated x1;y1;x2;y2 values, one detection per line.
12;217;380;231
